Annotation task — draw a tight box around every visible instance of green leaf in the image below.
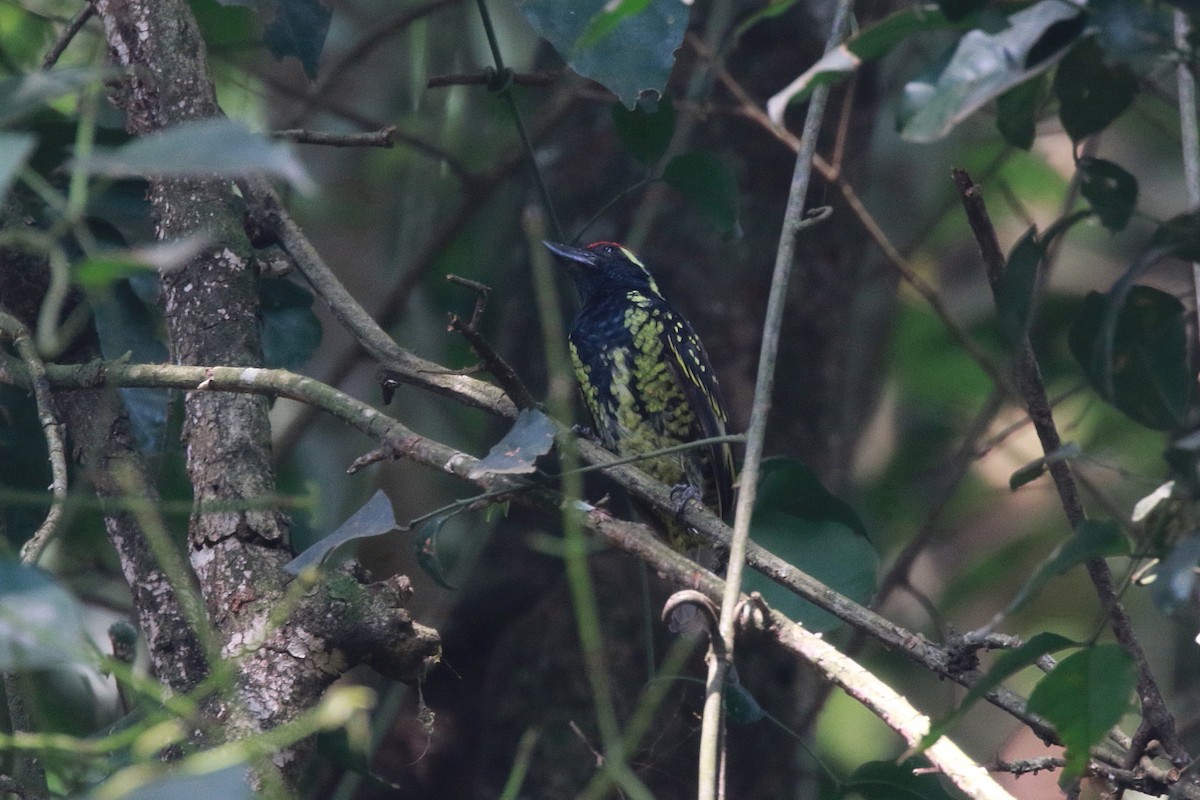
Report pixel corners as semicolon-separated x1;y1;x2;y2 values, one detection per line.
284;490;399;574
0;563;92;670
996;226;1042;347
919;633;1078;751
995;74;1047;150
1068;285;1193;430
745;459;876;633
577;0;651;50
899;0;1087;142
1003;520;1127;618
467;408;557;479
0;132;35;202
612;96;675;165
843;758;958;800
263;0;332;80
768;5;955;119
1054;37;1137;142
74;236;211;290
260;277;323;371
1149;213;1200;262
517;0;689;108
723;673;766;724
1027;645;1137;778
0;67;113;127
1078;157;1137;232
75;117;314;193
1008;442;1082;490
661;151;739;232
937;0;984;23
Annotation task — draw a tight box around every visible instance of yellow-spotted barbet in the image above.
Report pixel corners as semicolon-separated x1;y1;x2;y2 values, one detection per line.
545;240;736;550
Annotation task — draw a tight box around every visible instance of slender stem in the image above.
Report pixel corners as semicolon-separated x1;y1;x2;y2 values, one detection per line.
1174;12;1200;339
473;0;563;239
699;2;854;798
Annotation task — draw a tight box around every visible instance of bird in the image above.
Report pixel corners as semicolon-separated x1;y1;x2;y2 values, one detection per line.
544;240;736;551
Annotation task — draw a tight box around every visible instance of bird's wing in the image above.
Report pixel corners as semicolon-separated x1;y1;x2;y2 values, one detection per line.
660;310;736;519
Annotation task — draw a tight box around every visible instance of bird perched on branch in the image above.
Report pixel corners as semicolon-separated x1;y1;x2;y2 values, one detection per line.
545;240;736;551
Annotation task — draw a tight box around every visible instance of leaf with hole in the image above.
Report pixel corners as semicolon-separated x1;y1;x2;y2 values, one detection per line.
517;0;689;108
1054;37;1136;142
467;408;556;479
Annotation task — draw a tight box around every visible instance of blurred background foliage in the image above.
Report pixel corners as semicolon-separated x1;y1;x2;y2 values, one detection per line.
3;0;1200;796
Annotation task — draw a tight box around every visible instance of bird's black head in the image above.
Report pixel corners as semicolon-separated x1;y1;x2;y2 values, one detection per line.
544;240;662;306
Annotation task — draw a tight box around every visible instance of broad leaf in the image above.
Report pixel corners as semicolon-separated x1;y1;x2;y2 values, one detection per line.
0;563;92;670
263;0;332;80
1068;285;1193;430
745;459;876;632
260;277;323;371
467;408;556;478
995;210;1091;348
1054;37;1136;142
284;490;399;574
75;117;314;193
661;152;739;232
517;0;689;108
612;96;675;165
1078;157;1137;232
919;632;1077;750
899;0;1087;142
995;74;1047;150
768;5;955;120
1027;645;1136;777
0;68;112;127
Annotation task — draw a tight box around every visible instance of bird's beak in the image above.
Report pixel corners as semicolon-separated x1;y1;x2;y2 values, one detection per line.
543;241;595;267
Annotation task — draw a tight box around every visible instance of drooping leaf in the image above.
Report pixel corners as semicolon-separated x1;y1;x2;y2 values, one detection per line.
467;408;556;479
263;0;332;80
1002;520;1127;618
1078;157;1138;232
75;117;314;193
995;74;1047;150
1054;37;1137;142
0;133;35;202
284;490;399;574
1068;285;1193;431
843;759;958;800
517;0;689;108
1026;644;1137;778
898;0;1087;142
768;4;956;120
0;563;92;670
919;633;1077;751
0;68;112;127
260;277;323;371
612;96;676;166
745;458;876;632
994;210;1090;348
661;152;739;232
723;671;766;724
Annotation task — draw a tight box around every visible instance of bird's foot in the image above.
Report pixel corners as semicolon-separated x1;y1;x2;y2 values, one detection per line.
670;483;704;520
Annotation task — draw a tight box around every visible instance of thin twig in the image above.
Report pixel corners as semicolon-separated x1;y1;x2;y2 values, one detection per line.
272;127;396;148
952;167;1186;767
701;2;853;797
446;312;538;410
41;0;96;69
0;312;68;564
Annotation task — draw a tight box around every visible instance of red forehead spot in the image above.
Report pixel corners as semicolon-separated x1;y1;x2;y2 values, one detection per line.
586;241;625;250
